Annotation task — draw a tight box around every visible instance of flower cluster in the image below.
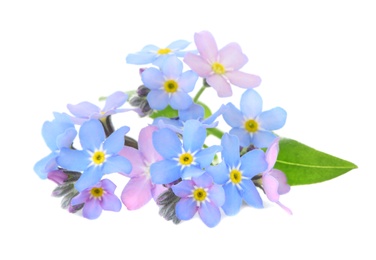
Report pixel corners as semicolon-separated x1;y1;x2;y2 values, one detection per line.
34;31;291;227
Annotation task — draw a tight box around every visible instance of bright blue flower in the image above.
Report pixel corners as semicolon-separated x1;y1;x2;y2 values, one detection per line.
206;133;268;216
222;89;287;148
150;119;222;185
34;112;77;179
126;39;193;67
141;56;198;111
56;119;132;192
172;173;225;228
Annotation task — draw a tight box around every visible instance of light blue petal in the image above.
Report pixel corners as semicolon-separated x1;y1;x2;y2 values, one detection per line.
100;179;117;193
34;152;58;179
82;200;102;219
169;91;192;110
171;180;194;197
229;128;251;148
67;102;100;118
203;104;227;125
192;172;213;188
240;180;263;208
141;67;164;89
75;166;104;192
195;145;222;168
222;183;242;216
182;119;206;152
206;162;229;185
56;128;77;149
208;184;225;206
167;40;191;50
147;90;169;110
179;103;204;121
102;91;128;112
162;56;183;78
240;149;268;178
198;202;221;228
57;148;89;171
181;166;205;179
152;55;171;67
79;119;106;151
103;125;130;154
42;113;75;151
240;89;263;118
100;193;122;212
221;133;240;167
252;131;278;149
102;155;132;175
175;198;197;220
222;103;244;127
259;107;287;130
126;53;157;65
177;70;198;93
152;127;182;159
150;159;181;184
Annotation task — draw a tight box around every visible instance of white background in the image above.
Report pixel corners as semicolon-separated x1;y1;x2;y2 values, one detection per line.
1;1;375;259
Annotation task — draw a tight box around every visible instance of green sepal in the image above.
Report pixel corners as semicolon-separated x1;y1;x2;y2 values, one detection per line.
275;138;358;185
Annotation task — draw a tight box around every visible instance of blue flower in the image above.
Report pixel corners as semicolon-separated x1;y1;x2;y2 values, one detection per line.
150;119;222;184
171;173;225;228
222;89;287;148
141;56;198;110
34;112;77;179
126;39;193;67
206;133;268;216
56;119;132;192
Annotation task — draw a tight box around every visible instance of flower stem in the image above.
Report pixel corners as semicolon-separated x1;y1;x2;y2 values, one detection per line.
193;85;207;103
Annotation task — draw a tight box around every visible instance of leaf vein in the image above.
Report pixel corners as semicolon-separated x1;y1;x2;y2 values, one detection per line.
276;160;354;169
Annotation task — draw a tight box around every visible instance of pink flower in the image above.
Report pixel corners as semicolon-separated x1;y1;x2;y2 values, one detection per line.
262;137;292;214
183;31;261;97
119;125;167;210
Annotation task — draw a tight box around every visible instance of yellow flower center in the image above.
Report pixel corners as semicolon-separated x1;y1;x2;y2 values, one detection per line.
244;119;259;133
164;79;179;93
211;62;226;75
193;188;207;202
230;169;242;184
90;187;104;198
157;48;172;55
179;153;193;166
92;151;106;165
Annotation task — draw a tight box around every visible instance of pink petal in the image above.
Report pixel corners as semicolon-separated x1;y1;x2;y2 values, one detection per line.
276;201;293;215
151;184;168;201
121;176;152;210
118;147;144;177
226;71;261;88
218;42;248;70
262;174;280;202
206;74;232;97
137;126;163;164
194;31;218;62
270;169;291;195
183;53;212;77
265;137;280;172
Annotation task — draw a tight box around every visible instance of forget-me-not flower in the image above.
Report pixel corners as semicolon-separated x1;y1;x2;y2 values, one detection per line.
172;173;225;228
141;56;198;110
71;179;122;219
150;119;222;185
206;133;268;216
126;39;192;67
184;31;261;97
222;89;287;149
57;119;132;192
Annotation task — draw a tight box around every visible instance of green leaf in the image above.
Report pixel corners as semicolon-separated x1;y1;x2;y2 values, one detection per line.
149;105;178;119
196;101;212;118
274;138;358;186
